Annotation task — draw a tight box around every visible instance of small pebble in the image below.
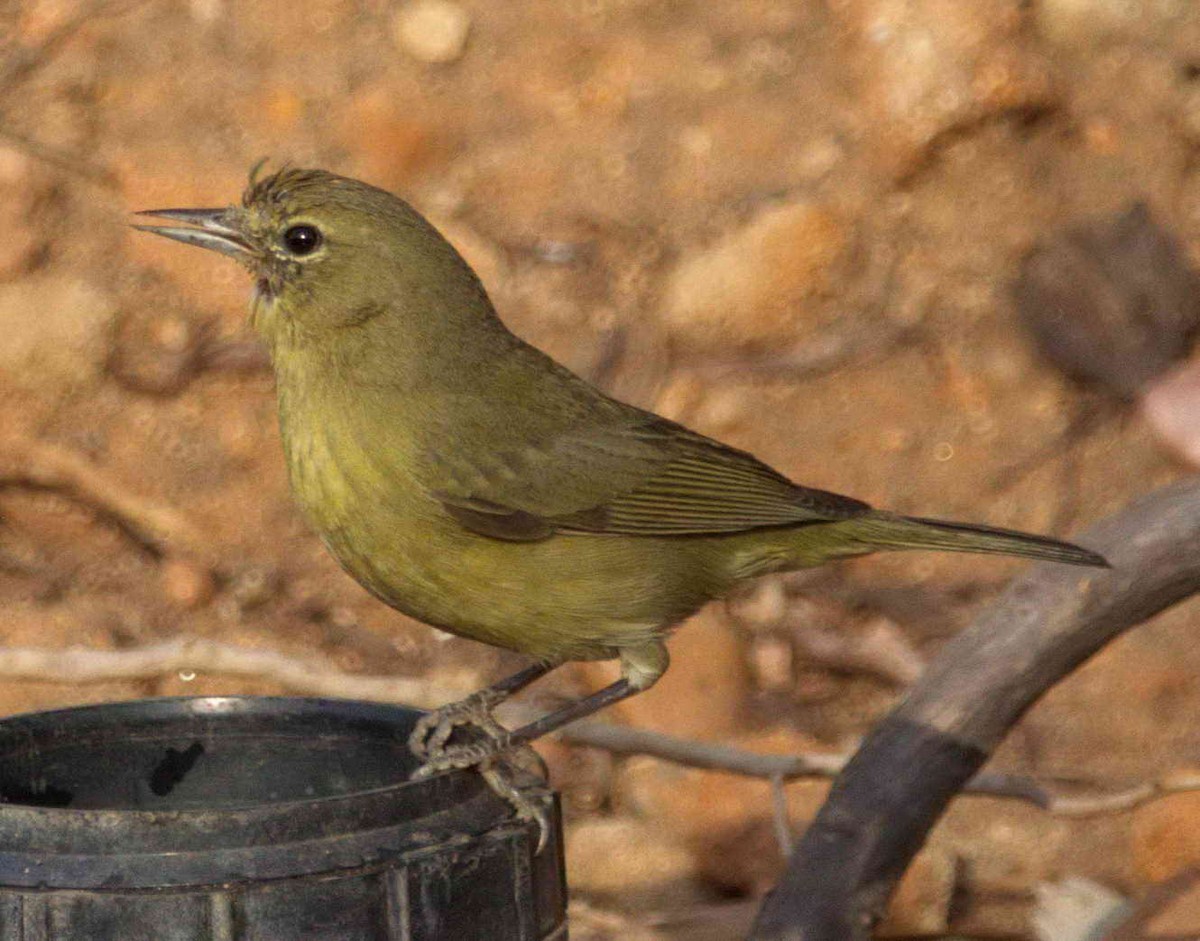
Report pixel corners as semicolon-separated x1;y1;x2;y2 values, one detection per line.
393;0;471;64
1013;202;1200;400
725;578;787;629
749;634;794;692
1140;360;1200;468
151;315;193;353
228;566;278;611
161;558;216;609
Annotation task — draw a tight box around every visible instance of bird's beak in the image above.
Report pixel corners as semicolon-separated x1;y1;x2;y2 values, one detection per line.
131;207;254;261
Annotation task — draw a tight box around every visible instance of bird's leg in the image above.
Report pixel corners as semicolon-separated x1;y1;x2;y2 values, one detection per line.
412;677;639;777
408;660;557;760
413;643;667;854
412;641;668;776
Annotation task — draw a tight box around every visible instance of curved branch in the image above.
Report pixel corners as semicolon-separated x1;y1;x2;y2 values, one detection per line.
750;477;1200;941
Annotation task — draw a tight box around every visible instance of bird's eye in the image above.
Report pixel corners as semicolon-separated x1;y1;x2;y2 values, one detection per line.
282;224;322;256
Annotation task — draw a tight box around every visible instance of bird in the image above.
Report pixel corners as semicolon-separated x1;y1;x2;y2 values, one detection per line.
136;167;1107;834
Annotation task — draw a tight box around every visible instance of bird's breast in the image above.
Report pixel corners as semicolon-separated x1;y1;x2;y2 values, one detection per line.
273;379;460;598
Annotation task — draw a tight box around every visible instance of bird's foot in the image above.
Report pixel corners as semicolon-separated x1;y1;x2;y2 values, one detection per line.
408;689;510;760
411;730;552;853
410;730;549;780
411;734;513;777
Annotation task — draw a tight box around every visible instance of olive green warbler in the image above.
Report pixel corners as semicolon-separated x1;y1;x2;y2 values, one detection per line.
136;167;1106;786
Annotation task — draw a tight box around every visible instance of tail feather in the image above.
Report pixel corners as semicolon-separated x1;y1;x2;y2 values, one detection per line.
848;513;1109;568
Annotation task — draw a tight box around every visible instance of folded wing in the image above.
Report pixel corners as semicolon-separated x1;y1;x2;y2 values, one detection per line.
433;416;870;542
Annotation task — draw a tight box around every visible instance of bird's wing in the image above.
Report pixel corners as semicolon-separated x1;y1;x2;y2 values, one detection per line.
431;416;870;542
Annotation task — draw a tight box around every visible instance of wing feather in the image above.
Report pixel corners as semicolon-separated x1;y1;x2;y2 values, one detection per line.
434;415;870;541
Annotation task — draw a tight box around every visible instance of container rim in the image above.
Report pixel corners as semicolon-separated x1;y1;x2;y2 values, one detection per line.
0;694;445;820
0;695;543;888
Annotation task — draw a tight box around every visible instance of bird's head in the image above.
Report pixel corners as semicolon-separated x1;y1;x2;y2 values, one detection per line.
135;166;493;345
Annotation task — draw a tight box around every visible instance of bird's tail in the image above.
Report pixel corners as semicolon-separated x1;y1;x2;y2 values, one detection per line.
844;512;1109;567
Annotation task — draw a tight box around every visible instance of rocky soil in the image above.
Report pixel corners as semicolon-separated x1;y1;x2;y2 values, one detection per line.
2;1;1200;937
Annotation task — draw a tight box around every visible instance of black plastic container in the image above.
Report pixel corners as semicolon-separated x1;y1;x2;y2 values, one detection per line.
0;696;566;940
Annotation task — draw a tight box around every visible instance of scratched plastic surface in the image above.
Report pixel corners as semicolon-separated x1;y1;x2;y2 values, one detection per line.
0;697;566;940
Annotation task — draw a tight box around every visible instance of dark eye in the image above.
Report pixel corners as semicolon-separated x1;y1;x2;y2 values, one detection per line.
283;224;322;256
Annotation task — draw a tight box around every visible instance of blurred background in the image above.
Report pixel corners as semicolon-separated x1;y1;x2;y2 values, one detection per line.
2;1;1200;938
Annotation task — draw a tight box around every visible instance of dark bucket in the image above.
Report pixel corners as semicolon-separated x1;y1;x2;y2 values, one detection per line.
0;696;566;940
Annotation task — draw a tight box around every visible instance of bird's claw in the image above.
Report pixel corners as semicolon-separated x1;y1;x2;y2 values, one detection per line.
481;758;553;855
408;690;510;760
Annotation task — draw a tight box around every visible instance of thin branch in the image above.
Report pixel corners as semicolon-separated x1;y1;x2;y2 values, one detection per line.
0;637;462;708
750;477;1200;941
555;720;1200;817
0;436;218;568
559;721;847;777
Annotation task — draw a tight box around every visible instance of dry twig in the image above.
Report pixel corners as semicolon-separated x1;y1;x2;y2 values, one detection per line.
556;721;1200;817
0;436;217;568
0;637;461;708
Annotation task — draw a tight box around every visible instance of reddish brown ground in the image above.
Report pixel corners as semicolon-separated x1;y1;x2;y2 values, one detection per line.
2;1;1199;937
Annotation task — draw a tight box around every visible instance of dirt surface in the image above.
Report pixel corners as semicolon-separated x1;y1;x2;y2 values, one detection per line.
2;1;1200;937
